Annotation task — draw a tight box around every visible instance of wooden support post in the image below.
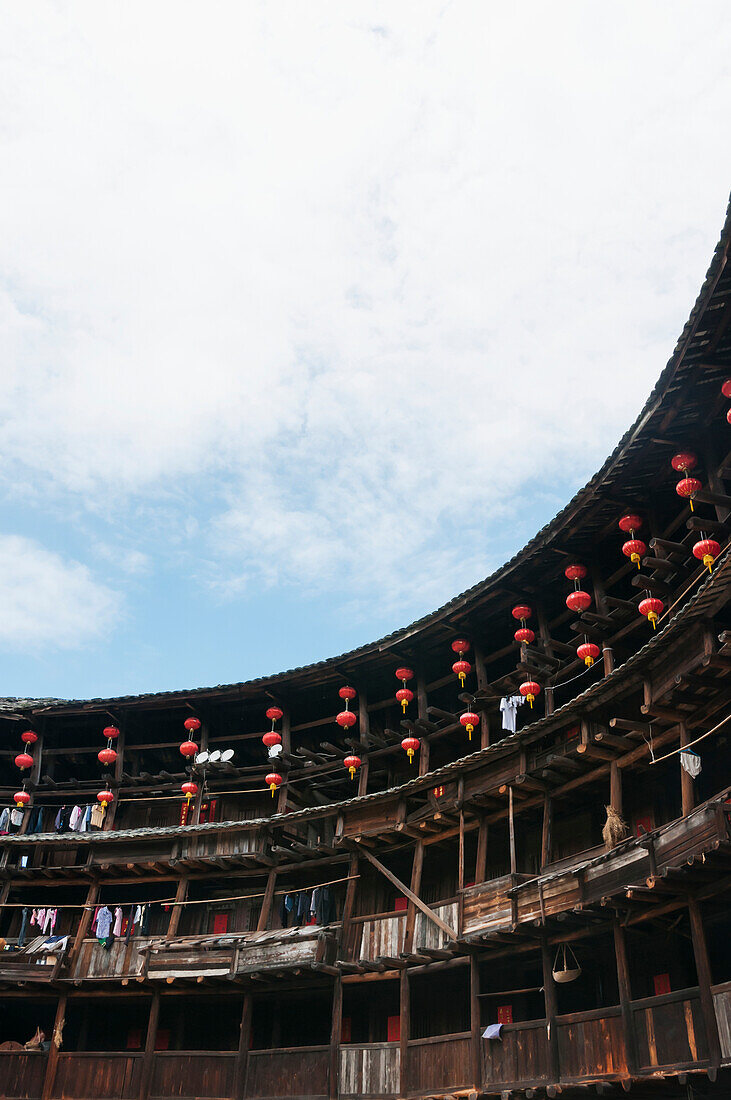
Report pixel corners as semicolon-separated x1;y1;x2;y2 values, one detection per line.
339;853;359;951
329;974;343;1100
40;993;67;1100
104;716;125;831
508;787;517;874
688;897;721;1068
458;809;465;895
257;869;277;932
417;670;430;775
612;919;637;1073
399;968;410;1098
193;718;209;824
536;604;555;715
475;815;488;884
139;991;161;1100
470;954;481;1091
403;840;425;952
353;841;456;942
679;723;695;817
277;707;291;814
610;762;622;816
234;994;253;1100
540;795;553;869
20;722;43;835
166;876;188;939
540;940;559;1085
357;689;370;796
474;645;491;749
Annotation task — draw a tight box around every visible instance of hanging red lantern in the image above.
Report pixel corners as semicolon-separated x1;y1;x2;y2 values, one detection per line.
395;668;414;713
338;686;356;701
577;642;600;667
451;638;470;655
676;476;702;511
265;772;283;797
722;379;731;398
180;740;198;758
511;604;532;622
671;452;697;473
618;514;643;535
728;408;731;426
336;709;357;730
693;538;721;573
459;711;480;741
103;726;120;740
184;717;201;733
263;730;282;749
14;790;31;809
519;681;541;708
639;596;663;630
97;789;114;807
98;747;117;767
14;752;33;771
21;730;38;745
181;780;198;803
452;658;471;687
622;538;647;569
566;590;591;613
266;706;284;725
343;754;361;780
514;626;535;645
401;735;420;763
564;564;587;582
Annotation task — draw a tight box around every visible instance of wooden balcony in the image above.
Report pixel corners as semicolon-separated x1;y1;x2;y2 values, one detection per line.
0;940;69;986
149;1051;236;1099
0;1051;46;1100
339;1042;399;1098
406;1032;471;1095
144;926;337;982
349;901;458;968
246;1045;330;1099
69;936;155;982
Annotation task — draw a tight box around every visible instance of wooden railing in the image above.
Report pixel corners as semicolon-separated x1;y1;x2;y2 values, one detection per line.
339;1042;400;1097
631;987;708;1071
70;936;153;981
51;1052;143;1098
556;1005;627;1080
352;912;406;962
481;1018;550;1090
149;1050;236;1098
246;1045;330;1099
144;928;336;981
712;979;731;1061
406;1033;471;1094
0;1051;46;1100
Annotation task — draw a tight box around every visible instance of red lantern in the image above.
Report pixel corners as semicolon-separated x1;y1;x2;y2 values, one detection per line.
519;681;541;708
181;780;198;802
180;740;198;758
396;687;414;713
338;686;357;701
622;539;647;569
618;514;643;534
14;790;31;809
401;736;420;763
722;379;731;398
14;753;33;771
693;538;721;573
564;564;587;582
266;706;284;724
21;730;38;745
395;668;414;713
514;627;535;645
459;711;480;741
639;596;663;630
452;659;471;687
671;452;697;473
265;772;283;797
511;604;532;622
183;717;201;733
451;638;470;655
98;747;117;767
343;754;361;780
676;476;702;511
103;726;119;740
97;789;114;807
577;642;600;667
336;710;357;730
728;408;731;426
566;590;591;613
263;730;282;749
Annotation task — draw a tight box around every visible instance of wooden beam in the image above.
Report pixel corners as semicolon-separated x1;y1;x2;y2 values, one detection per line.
352;842;457;941
138;991;160;1100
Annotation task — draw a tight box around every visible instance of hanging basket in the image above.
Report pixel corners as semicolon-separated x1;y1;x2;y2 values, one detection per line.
552;943;581;984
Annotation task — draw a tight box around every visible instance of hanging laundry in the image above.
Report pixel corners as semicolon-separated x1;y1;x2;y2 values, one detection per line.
10;807;24;827
69;806;83;831
500;695;525;733
0;807;10;833
94;906;114;940
17;907;29;948
680;750;702;778
113;907;123;937
42;909;57;934
90;802;106;829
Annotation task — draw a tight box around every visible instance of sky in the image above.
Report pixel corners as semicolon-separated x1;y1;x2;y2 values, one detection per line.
0;1;730;701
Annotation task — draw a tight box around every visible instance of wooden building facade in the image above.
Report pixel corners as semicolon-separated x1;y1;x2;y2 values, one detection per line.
1;198;731;1100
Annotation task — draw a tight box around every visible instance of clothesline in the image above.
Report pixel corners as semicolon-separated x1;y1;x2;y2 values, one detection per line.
174;873;358;907
649;713;731;765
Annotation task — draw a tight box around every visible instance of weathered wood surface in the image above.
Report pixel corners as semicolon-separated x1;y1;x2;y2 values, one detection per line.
356;915;406;962
51;1052;142;1098
0;952;60;983
406;1033;471;1093
71;937;153;980
149;1051;236;1098
145;928;333;979
713;980;731;1061
462;874;528;934
246;1046;330;1099
339;1042;399;1097
414;903;458;951
0;1051;46;1099
556;1006;627;1079
631;987;708;1070
480;1018;550;1089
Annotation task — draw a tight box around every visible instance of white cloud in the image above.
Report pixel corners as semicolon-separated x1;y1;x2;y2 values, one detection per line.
0;2;730;619
0;536;121;651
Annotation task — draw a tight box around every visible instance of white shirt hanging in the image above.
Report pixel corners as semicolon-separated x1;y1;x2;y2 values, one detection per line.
680;750;701;778
500;695;525;733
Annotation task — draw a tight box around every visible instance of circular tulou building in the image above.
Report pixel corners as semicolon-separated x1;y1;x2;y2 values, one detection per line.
1;197;731;1100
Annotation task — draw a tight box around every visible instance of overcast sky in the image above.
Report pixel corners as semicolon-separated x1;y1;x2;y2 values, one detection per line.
1;1;730;700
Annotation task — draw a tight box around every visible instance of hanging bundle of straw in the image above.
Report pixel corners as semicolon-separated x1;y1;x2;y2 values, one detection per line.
602;805;628;851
